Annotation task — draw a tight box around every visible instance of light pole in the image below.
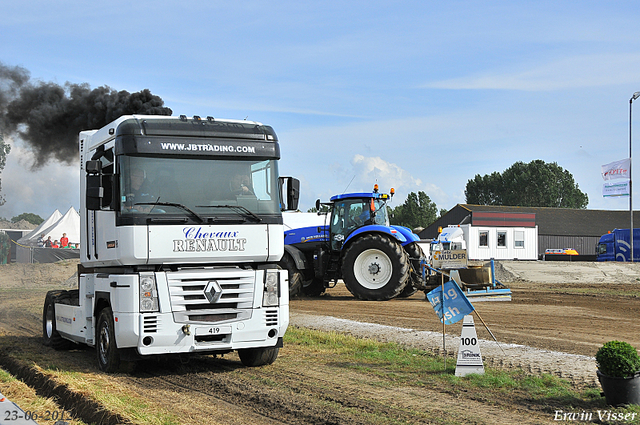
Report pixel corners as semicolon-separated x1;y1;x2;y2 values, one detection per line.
630;91;640;262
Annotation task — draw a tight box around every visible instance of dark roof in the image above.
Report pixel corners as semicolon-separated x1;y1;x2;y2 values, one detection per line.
419;204;640;239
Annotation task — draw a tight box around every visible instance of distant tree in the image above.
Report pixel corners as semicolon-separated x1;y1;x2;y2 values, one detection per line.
465;160;588;209
390;191;439;230
11;212;43;225
307;205;330;213
0;133;10;206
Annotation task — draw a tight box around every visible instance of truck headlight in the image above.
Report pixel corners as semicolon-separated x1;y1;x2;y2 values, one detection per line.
263;270;280;307
140;273;159;312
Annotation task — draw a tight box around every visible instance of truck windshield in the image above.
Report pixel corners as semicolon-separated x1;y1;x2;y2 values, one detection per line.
119;156;280;220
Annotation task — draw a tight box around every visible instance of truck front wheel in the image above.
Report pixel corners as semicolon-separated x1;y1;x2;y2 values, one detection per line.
238;346;280;367
342;234;410;300
96;307;121;373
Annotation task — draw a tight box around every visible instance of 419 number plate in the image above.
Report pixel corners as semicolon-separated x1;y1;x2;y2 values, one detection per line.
195;325;231;336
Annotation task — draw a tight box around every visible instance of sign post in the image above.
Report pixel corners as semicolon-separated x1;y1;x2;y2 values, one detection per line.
455;315;484;377
426;278;476;371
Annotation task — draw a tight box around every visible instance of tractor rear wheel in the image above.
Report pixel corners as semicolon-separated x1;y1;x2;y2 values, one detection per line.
342;234;409;300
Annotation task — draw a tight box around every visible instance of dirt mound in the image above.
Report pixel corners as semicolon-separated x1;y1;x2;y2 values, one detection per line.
0;260;79;288
496;260;640;284
0;220;36;230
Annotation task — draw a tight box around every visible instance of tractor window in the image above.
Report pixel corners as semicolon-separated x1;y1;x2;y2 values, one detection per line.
330;202;347;250
347;202;368;229
330;199;370;250
372;199;389;226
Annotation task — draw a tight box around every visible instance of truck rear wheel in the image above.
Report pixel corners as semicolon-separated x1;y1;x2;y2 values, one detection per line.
342;234;410;300
238;346;280;367
278;253;303;297
42;291;72;350
96;307;121;373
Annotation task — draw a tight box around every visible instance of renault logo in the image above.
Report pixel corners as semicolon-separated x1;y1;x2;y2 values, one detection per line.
204;281;222;303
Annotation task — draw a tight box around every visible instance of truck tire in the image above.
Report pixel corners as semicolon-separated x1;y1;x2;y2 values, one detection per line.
238;346;280;367
302;277;326;297
278;253;303;297
342;233;410;301
42;291;72;350
96;307;121;373
398;242;424;298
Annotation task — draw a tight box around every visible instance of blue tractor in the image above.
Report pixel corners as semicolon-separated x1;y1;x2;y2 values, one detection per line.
281;186;429;301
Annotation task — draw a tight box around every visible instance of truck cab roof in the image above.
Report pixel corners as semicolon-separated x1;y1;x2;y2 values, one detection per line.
82;115;277;153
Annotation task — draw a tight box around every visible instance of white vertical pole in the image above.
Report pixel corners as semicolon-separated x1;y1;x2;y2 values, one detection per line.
630;92;640;261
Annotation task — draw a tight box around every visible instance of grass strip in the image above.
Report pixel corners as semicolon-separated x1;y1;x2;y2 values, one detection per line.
284;326;640;422
0;367;88;425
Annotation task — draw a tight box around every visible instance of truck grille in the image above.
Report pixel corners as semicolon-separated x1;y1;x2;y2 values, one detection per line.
167;268;254;324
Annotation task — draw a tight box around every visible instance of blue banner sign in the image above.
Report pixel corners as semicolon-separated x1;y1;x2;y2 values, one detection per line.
426;280;475;325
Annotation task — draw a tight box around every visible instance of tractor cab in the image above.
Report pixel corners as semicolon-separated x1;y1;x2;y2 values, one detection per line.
324;185;393;250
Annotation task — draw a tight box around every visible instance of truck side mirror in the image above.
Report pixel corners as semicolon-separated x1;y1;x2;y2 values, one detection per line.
278;176;300;211
315;199;321;211
86;160;103;211
286;177;300;211
86;160;102;174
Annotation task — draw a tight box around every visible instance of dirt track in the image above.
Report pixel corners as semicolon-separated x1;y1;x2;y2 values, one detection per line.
1;260;639;424
294;260;640;358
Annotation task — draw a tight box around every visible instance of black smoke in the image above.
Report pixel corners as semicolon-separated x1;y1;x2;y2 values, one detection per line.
0;62;172;168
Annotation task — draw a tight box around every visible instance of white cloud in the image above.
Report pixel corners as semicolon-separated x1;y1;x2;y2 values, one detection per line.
423;53;640;91
349;155;448;208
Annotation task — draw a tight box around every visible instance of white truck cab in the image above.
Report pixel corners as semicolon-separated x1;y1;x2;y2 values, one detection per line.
43;115;299;372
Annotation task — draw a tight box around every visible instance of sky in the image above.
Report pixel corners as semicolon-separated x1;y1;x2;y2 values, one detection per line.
2;0;640;221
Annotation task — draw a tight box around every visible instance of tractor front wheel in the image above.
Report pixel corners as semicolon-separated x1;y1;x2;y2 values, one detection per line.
342;234;409;300
398;242;424;297
302;277;326;297
278;253;303;297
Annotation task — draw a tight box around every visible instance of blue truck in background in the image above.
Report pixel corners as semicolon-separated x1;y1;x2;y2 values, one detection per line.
596;228;640;262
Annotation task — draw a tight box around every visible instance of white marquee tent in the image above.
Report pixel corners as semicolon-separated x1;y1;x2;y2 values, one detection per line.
18;207;80;247
17;209;62;244
16;207;80;263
